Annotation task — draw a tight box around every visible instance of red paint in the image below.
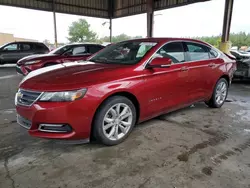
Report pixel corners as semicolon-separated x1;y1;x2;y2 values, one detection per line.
16;38;236;141
17;44;105;75
17;54;94;75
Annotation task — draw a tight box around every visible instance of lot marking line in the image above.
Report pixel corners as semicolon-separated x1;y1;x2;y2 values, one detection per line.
0;74;18;80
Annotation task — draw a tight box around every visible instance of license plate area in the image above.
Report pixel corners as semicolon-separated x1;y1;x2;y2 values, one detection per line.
17;114;32;129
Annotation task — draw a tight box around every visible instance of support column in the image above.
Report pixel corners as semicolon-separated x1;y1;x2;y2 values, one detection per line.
52;0;58;48
109;18;112;43
219;0;234;53
108;0;113;43
147;0;154;38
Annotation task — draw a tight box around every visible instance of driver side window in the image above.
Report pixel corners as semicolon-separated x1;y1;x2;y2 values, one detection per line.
156;42;185;63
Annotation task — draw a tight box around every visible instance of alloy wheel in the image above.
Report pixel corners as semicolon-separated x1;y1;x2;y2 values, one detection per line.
215;81;227;105
102;103;133;141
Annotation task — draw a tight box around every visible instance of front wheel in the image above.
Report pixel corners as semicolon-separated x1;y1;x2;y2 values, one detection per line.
205;78;228;108
93;96;136;146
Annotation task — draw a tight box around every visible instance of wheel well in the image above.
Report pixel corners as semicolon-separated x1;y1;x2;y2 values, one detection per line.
90;91;140;141
104;92;140;124
220;75;230;86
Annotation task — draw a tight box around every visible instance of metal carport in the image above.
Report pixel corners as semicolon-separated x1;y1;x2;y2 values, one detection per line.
0;0;234;52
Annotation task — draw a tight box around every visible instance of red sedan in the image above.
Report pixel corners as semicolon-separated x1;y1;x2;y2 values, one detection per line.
15;38;236;145
16;43;104;75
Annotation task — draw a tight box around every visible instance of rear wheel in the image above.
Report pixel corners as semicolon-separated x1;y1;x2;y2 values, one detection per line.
205;78;228;108
93;96;136;146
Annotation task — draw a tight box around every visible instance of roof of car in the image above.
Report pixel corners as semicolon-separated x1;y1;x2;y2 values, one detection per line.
125;37;211;46
14;41;45;44
66;43;104;46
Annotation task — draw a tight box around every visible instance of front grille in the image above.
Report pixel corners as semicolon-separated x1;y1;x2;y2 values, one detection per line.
16;89;42;106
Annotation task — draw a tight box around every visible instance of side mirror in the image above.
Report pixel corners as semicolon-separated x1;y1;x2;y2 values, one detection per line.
147;57;172;68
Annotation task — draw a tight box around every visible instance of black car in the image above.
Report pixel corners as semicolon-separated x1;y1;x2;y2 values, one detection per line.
230;50;250;79
0;41;49;64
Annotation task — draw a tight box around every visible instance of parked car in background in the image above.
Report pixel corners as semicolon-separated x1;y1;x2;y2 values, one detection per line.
0;41;49;64
230;50;250;58
16;43;104;75
230;50;250;79
15;38;236;145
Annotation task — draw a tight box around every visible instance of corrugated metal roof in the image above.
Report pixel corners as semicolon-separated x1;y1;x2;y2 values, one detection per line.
0;0;110;18
113;0;147;18
113;0;210;18
154;0;210;11
0;0;209;19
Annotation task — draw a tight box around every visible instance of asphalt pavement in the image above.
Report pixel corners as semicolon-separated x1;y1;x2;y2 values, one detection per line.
0;66;250;188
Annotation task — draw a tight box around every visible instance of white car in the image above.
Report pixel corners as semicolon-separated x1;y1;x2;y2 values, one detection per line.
230;50;250;59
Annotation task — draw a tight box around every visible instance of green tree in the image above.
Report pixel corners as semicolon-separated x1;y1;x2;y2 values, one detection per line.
68;19;97;43
194;32;250;48
99;34;142;43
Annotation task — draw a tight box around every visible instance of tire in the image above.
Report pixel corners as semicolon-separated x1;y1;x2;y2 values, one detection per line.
93;96;137;146
205;78;228;108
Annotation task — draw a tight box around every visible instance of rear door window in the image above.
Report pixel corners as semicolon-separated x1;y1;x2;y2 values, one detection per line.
21;43;32;51
209;48;219;59
186;42;210;61
156;42;185;63
72;46;87;55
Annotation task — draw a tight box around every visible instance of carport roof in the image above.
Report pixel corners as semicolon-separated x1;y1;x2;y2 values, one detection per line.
0;0;210;19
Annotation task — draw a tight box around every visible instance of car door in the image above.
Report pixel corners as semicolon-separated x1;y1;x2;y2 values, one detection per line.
0;43;21;63
184;42;212;102
142;42;190;118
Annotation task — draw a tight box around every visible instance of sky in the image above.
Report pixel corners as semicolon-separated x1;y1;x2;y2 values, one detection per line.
0;0;249;43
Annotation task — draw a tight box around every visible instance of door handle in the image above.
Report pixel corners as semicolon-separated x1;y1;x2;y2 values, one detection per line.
181;66;189;71
209;63;216;67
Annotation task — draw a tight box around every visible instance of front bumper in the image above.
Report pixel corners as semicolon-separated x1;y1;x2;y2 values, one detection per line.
16;65;30;75
16;100;95;140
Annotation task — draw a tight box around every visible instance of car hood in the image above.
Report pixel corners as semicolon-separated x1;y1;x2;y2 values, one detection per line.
17;54;60;64
19;61;131;91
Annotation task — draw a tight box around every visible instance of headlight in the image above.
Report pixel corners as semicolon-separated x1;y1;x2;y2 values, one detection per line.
25;60;40;65
39;89;87;102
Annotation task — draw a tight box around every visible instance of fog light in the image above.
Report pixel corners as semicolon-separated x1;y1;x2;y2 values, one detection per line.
38;124;72;133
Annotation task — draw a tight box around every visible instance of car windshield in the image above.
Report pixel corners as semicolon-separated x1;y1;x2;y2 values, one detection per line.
49;45;72;55
89;41;157;65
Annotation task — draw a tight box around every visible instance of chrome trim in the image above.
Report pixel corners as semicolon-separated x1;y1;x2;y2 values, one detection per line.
19;88;43;93
143;40;221;69
38;124;68;133
16;89;44;107
17;115;31;130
